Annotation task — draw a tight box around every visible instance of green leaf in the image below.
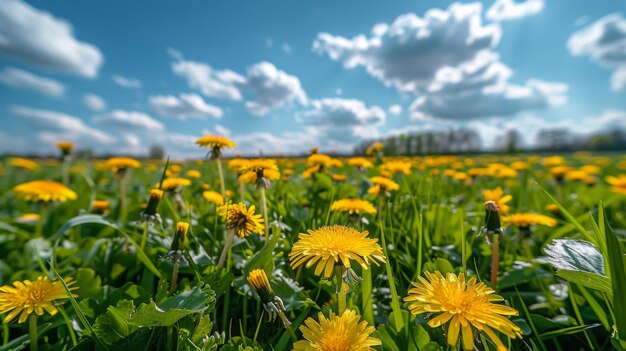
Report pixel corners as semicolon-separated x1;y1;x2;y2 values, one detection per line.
556;270;612;295
544;239;605;275
604;208;626;347
75;267;102;299
539;324;601;339
93;300;137;345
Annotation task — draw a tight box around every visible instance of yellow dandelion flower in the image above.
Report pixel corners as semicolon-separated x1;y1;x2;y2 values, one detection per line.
504;213;557;228
367;176;400;196
195;135;236;158
292;310;381;351
366;142;384;155
545;204;560;215
381;160;411;175
105;157;141;171
160;177;192;191
307;154;332;168
549;166;572;179
227;158;251;174
606;175;626;195
203;191;224;206
543;156;564;167
0;276;77;324
404;271;522;351
331;174;347;182
510;161;530;170
580;164;600;174
186;169;201;179
482;188;512;215
92;200;110;214
289;225;386;279
8;157;39;171
238;159;281;186
15;213;40;224
330;198;377;215
13;180;77;202
55;141;75;154
348;157;374;169
217;202;265;238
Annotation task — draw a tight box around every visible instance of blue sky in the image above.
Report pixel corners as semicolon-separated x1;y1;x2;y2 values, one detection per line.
0;0;625;157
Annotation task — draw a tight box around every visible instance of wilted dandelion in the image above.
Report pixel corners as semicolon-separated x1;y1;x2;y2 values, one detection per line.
482;187;512;215
292;310;381;351
404;271;522;351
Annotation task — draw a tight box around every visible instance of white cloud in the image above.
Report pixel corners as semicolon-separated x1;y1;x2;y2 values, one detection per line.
83;93;106;111
149;93;223;119
9;105;114;144
171;56;245;100
486;0;544;22
94;110;164;132
242;62;307;116
282;43;292;54
214;124;230;137
313;2;501;93
121;132;141;148
233;130;322;155
388;104;402;116
0;0;103;77
0;66;65;97
568;13;626;90
410;51;567;120
112;74;142;89
297;98;385;143
171;52;307;116
612;66;626;91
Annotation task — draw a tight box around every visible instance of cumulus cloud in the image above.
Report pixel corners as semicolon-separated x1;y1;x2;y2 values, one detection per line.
612;66;626;91
410;52;567;120
214;124;230;137
313;2;501;93
112;74;142;89
149;93;223;119
0;66;65;97
233;130;322;155
94;110;164;132
0;0;103;77
297;98;385;143
242;62;307;116
171;56;245;100
486;0;544;21
9;105;114;144
388;104;402;116
83;93;106;111
568;13;626;90
171;51;307;115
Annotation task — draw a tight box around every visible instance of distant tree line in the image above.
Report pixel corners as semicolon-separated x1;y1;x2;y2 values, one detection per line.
355;128;626;156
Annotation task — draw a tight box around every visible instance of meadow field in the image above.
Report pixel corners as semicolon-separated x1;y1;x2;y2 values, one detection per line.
1;139;625;351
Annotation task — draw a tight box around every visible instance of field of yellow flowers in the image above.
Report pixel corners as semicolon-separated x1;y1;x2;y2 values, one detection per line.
1;138;626;351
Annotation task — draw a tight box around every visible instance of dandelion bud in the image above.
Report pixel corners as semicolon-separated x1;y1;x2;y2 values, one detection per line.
92;200;110;215
479;201;503;243
142;188;163;221
169;221;189;253
247;269;287;323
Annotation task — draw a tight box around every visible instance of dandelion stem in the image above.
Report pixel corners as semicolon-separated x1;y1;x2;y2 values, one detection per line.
140;221;149;251
61;156;70;185
335;265;346;314
259;186;269;236
490;234;500;289
35;204;47;237
119;174;128;224
169;256;180;295
218;229;235;268
29;315;38;351
216;157;226;197
278;311;297;342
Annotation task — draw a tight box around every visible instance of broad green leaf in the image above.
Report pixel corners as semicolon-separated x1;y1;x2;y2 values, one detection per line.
544;239;605;275
92;300;137;346
556;270;612;295
75;267;102;299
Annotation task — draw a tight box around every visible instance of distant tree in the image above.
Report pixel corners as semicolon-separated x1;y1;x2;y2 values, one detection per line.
149;145;165;160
